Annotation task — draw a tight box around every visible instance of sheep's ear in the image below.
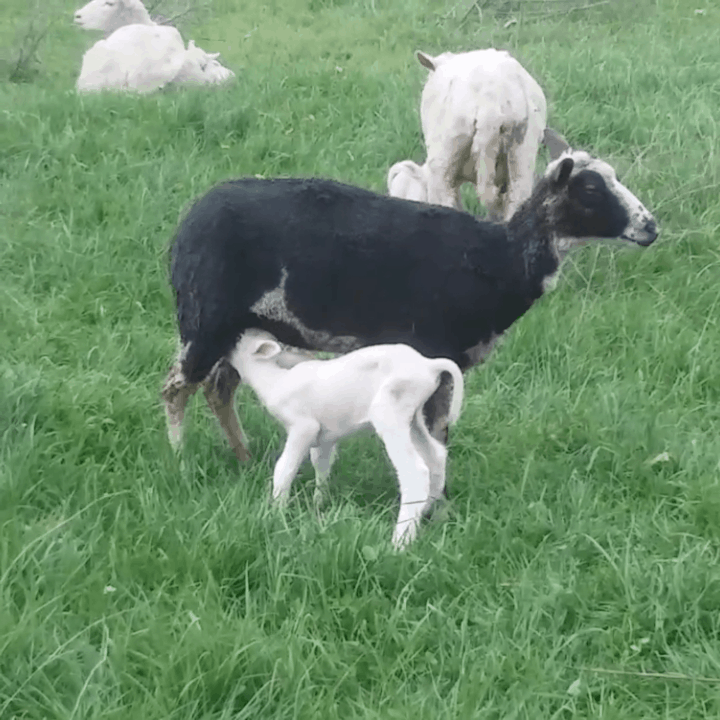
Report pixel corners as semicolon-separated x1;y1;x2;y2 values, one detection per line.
552;157;574;186
416;51;436;71
209;52;220;59
188;39;196;49
253;340;282;359
543;127;571;161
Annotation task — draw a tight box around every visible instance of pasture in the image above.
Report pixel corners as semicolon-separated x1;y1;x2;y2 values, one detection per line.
1;0;720;716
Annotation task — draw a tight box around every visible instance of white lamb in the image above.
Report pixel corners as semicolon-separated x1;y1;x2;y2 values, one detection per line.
76;25;234;94
230;330;465;549
388;48;548;221
174;40;235;86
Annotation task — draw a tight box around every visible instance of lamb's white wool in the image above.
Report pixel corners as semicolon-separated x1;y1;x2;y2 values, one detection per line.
389;48;547;220
387;160;430;204
230;330;465;549
74;0;153;34
173;40;235;86
76;24;186;94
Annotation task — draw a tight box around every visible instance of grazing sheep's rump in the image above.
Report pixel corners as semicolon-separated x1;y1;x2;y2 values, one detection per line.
231;330;465;548
389;48;548;220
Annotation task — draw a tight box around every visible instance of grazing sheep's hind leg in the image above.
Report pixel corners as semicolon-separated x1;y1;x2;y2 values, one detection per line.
505;135;542;220
162;363;199;451
310;442;337;509
471;122;506;221
202;358;251;462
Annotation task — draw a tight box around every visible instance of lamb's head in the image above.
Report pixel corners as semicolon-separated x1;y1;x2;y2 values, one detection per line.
74;0;152;32
387;160;429;203
232;329;315;376
538;150;658;252
175;40;235;85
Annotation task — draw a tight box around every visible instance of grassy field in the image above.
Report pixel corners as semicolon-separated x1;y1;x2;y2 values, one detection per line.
2;0;720;716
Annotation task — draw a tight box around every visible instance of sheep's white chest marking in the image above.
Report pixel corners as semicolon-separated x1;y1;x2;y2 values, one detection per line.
250;268;362;354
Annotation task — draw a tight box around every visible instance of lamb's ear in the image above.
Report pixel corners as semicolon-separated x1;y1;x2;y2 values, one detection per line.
416;51;436;71
253;340;282;359
551;157;574;186
543;127;571;161
188;39;196;49
209;52;220;59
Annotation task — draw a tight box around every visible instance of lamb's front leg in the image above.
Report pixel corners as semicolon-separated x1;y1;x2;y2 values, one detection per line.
272;421;320;506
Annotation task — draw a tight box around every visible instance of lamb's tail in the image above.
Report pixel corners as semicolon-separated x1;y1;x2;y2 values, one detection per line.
430;358;465;426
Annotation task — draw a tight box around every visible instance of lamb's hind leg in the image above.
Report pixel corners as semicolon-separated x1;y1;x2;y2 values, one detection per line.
203;358;251;462
162;363;199;451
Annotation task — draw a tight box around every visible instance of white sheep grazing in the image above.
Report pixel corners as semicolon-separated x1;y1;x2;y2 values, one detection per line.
74;0;154;35
76;26;234;94
230;330;464;549
76;24;187;94
388;48;548;220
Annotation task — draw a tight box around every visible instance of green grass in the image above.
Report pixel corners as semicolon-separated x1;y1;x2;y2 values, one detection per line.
2;0;720;716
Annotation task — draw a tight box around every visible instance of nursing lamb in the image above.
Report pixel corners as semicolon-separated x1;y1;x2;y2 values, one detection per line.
231;331;464;548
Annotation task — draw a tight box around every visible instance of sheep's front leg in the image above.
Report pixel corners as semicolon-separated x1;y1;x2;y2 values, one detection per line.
310;442;337;509
273;421;320;506
162;363;199;451
203;358;251;462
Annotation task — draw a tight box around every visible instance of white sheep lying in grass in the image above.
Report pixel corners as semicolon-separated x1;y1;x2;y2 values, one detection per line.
230;330;465;549
76;25;234;94
388;48;548;221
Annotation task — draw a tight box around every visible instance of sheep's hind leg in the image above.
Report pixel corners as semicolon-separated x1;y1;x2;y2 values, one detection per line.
371;404;431;549
410;411;448;522
310;442;337;510
162;363;199;451
203;358;251;462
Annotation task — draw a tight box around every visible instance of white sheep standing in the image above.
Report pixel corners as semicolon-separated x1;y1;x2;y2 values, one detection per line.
230;330;465;549
76;25;235;94
388;48;548;221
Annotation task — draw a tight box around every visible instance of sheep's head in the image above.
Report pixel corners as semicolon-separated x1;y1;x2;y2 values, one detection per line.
233;329;316;372
415;50;456;72
540;150;658;250
74;0;151;33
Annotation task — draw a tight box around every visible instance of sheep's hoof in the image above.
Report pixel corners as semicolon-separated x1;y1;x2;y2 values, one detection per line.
232;444;252;462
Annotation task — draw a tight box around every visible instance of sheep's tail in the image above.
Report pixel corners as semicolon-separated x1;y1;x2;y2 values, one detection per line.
430;358;465;426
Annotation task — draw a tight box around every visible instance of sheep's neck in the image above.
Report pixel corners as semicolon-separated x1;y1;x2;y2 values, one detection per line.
506;185;565;293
